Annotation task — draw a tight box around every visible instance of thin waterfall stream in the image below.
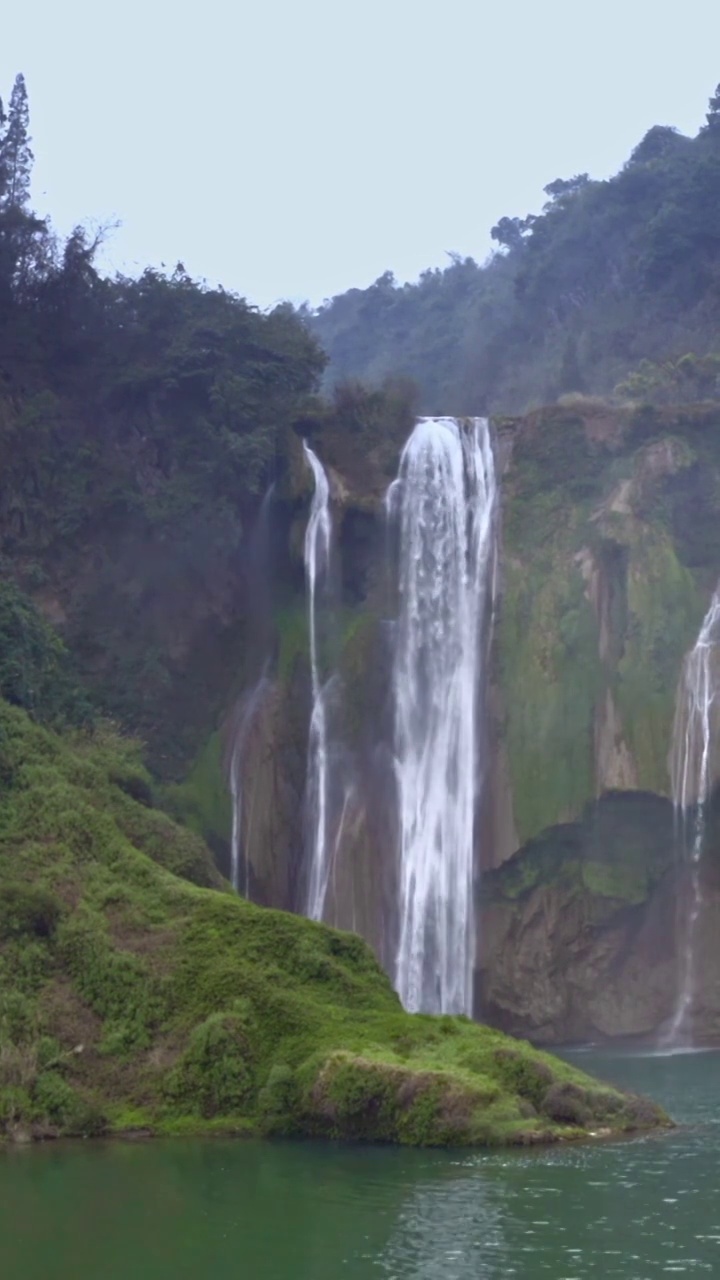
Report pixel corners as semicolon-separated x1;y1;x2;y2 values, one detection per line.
667;584;720;1044
390;417;497;1014
303;442;333;921
228;670;272;894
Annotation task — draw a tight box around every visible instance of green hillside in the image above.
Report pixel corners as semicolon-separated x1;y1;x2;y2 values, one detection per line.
0;699;668;1145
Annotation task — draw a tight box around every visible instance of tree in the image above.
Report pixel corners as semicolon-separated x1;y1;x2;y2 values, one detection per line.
628;126;686;165
0;95;7;201
0;75;47;301
543;174;589;202
706;82;720;131
1;74;33;210
490;215;535;250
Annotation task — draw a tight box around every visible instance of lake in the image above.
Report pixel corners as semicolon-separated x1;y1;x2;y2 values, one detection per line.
0;1049;717;1279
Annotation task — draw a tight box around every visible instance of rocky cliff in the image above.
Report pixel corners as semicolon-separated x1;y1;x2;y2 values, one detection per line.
479;399;720;1041
17;393;720;1045
226;399;720;1044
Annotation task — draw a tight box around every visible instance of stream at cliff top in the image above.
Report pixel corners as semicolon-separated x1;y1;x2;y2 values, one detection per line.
1;1050;718;1279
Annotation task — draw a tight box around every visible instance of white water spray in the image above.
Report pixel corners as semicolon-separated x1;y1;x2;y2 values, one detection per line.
229;671;272;894
303;443;333;920
667;585;720;1044
391;417;497;1014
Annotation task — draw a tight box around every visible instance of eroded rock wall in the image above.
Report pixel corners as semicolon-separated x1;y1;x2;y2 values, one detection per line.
220;401;720;1042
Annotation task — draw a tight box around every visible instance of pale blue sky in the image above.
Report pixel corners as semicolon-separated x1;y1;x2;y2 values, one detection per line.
3;1;720;307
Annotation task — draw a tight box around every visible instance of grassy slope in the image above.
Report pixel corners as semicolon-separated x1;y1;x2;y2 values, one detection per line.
0;700;669;1146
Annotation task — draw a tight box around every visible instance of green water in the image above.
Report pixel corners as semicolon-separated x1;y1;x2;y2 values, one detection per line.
0;1050;717;1279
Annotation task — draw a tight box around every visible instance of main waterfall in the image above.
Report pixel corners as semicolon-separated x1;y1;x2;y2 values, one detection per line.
390;417;497;1015
667;584;720;1043
303;443;333;921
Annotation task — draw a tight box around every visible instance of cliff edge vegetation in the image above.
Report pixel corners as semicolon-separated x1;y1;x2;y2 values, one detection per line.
0;699;669;1147
310;77;720;414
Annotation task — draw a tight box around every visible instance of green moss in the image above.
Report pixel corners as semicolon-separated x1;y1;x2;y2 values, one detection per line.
165;1006;256;1117
275;604;309;682
336;608;383;747
488;791;675;912
0;883;61;941
0;698;670;1147
581;860;648;903
612;529;704;791
499;405;715;841
499;553;603;843
162;730;232;858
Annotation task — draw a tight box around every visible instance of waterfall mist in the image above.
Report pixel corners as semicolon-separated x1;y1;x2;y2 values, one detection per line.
390;417;497;1015
228;670;273;894
667;585;720;1044
302;442;333;921
225;483;278;896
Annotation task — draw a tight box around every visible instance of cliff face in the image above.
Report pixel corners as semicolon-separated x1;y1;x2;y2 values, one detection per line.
22;393;720;1045
481;400;720;1040
235;399;720;1044
478;790;720;1043
494;402;713;850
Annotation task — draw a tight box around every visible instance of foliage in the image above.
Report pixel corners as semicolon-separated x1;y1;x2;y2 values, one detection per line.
0;697;669;1145
0;883;61;941
497;403;712;842
0;582;91;727
616;352;720;403
310;76;720;413
0;73;333;775
165;1008;256;1117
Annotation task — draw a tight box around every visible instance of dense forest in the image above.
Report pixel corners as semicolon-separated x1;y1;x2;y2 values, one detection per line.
309;82;720;413
0;73;413;775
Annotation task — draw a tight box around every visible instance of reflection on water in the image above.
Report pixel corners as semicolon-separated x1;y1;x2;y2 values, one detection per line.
0;1051;717;1280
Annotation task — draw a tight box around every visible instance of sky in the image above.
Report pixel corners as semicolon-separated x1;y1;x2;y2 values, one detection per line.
2;0;720;309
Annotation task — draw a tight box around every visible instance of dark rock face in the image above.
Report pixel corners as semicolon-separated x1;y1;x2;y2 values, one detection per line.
228;671;309;911
478;792;720;1044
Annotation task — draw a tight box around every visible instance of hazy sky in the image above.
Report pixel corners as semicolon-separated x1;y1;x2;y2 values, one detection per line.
3;1;720;308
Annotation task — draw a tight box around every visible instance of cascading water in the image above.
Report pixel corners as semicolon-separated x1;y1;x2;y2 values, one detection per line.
667;585;720;1044
303;443;333;921
228;670;272;894
390;416;497;1015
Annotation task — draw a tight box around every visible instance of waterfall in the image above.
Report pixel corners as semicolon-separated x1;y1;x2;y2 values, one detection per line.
667;584;720;1044
390;417;497;1015
303;443;333;921
228;671;272;894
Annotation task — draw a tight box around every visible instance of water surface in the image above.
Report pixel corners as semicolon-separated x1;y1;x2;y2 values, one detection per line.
1;1049;717;1279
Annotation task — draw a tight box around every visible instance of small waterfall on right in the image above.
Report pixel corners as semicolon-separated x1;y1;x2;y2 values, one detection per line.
666;584;720;1045
302;442;333;921
389;416;497;1016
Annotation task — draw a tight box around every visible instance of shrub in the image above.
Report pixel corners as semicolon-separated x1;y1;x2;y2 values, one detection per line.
257;1063;299;1130
0;991;38;1046
165;1009;256;1117
32;1071;107;1135
541;1081;592;1126
0;583;92;728
0;884;61;941
491;1047;555;1108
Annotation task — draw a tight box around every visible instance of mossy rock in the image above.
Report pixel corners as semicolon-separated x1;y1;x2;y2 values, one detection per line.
498;405;716;842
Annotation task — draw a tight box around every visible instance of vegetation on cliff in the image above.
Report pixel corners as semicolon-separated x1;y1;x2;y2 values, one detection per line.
310;80;720;413
0;699;669;1145
497;400;714;845
0;73;413;783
